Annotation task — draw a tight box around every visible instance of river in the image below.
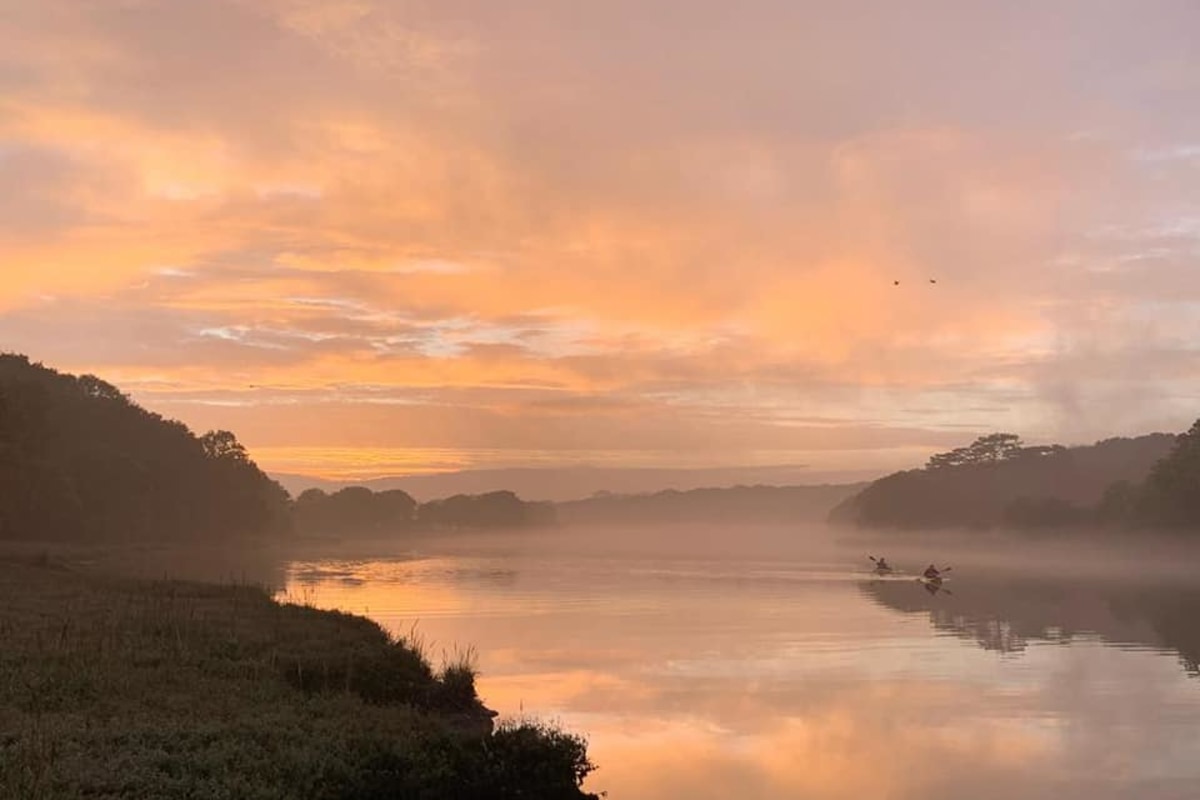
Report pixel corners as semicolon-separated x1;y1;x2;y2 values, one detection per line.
279;524;1200;799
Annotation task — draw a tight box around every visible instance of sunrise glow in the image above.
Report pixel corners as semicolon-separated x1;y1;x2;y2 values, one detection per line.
3;0;1198;481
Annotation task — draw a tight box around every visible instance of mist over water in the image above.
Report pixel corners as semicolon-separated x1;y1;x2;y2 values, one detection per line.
281;523;1200;799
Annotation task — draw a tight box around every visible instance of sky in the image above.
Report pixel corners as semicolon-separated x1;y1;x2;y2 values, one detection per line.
1;0;1198;482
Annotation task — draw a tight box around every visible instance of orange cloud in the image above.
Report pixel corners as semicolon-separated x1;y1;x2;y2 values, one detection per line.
2;0;1199;476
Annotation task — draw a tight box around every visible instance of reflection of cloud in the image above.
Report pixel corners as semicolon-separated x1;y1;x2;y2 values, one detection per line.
592;708;1056;800
541;653;1200;800
287;546;1200;799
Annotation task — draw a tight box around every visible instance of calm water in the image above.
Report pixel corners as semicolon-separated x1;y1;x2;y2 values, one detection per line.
279;525;1200;799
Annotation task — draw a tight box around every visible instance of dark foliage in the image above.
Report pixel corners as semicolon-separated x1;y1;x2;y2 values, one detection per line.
415;490;557;530
293;487;418;537
318;721;598;800
830;432;1176;530
1138;419;1200;529
1094;480;1141;525
924;433;1056;469
481;721;598;798
0;354;290;542
0;559;599;799
1002;496;1089;528
432;660;482;712
293;487;556;536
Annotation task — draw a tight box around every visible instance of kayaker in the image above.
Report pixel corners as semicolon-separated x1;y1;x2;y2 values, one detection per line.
875;557;891;571
923;564;941;580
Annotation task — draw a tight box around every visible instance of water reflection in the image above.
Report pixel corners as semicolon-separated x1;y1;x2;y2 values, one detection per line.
281;540;1200;799
861;573;1200;674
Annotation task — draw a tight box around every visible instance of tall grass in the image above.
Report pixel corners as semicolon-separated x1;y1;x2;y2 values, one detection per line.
0;555;598;799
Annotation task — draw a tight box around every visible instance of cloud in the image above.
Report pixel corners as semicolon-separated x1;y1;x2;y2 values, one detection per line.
1;0;1199;474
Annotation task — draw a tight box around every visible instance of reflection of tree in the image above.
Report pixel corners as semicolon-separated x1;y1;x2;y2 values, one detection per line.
861;575;1200;675
1108;589;1200;676
931;611;1029;654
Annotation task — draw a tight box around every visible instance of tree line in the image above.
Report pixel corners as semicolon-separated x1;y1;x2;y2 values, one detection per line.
0;355;554;544
292;486;556;537
830;425;1200;531
11;351;1195;541
0;354;290;542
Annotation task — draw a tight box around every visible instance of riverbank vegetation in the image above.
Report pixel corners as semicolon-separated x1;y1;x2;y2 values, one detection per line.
0;554;598;799
0;353;599;797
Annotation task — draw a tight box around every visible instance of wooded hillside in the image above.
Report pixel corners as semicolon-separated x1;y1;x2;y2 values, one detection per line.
0;354;290;542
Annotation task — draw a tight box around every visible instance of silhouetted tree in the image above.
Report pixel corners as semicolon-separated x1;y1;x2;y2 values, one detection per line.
926;433;1025;469
376;489;418;526
292;486;552;536
201;430;250;462
292;486;418;537
416;490;553;530
0;353;291;542
833;432;1176;530
76;374;125;402
1139;419;1200;528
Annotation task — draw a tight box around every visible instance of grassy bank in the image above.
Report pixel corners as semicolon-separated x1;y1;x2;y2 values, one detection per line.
0;554;597;799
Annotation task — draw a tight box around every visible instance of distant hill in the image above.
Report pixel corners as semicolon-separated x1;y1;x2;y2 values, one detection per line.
293;486;555;537
557;483;866;525
0;354;290;542
273;465;882;503
830;433;1177;530
289;482;859;536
